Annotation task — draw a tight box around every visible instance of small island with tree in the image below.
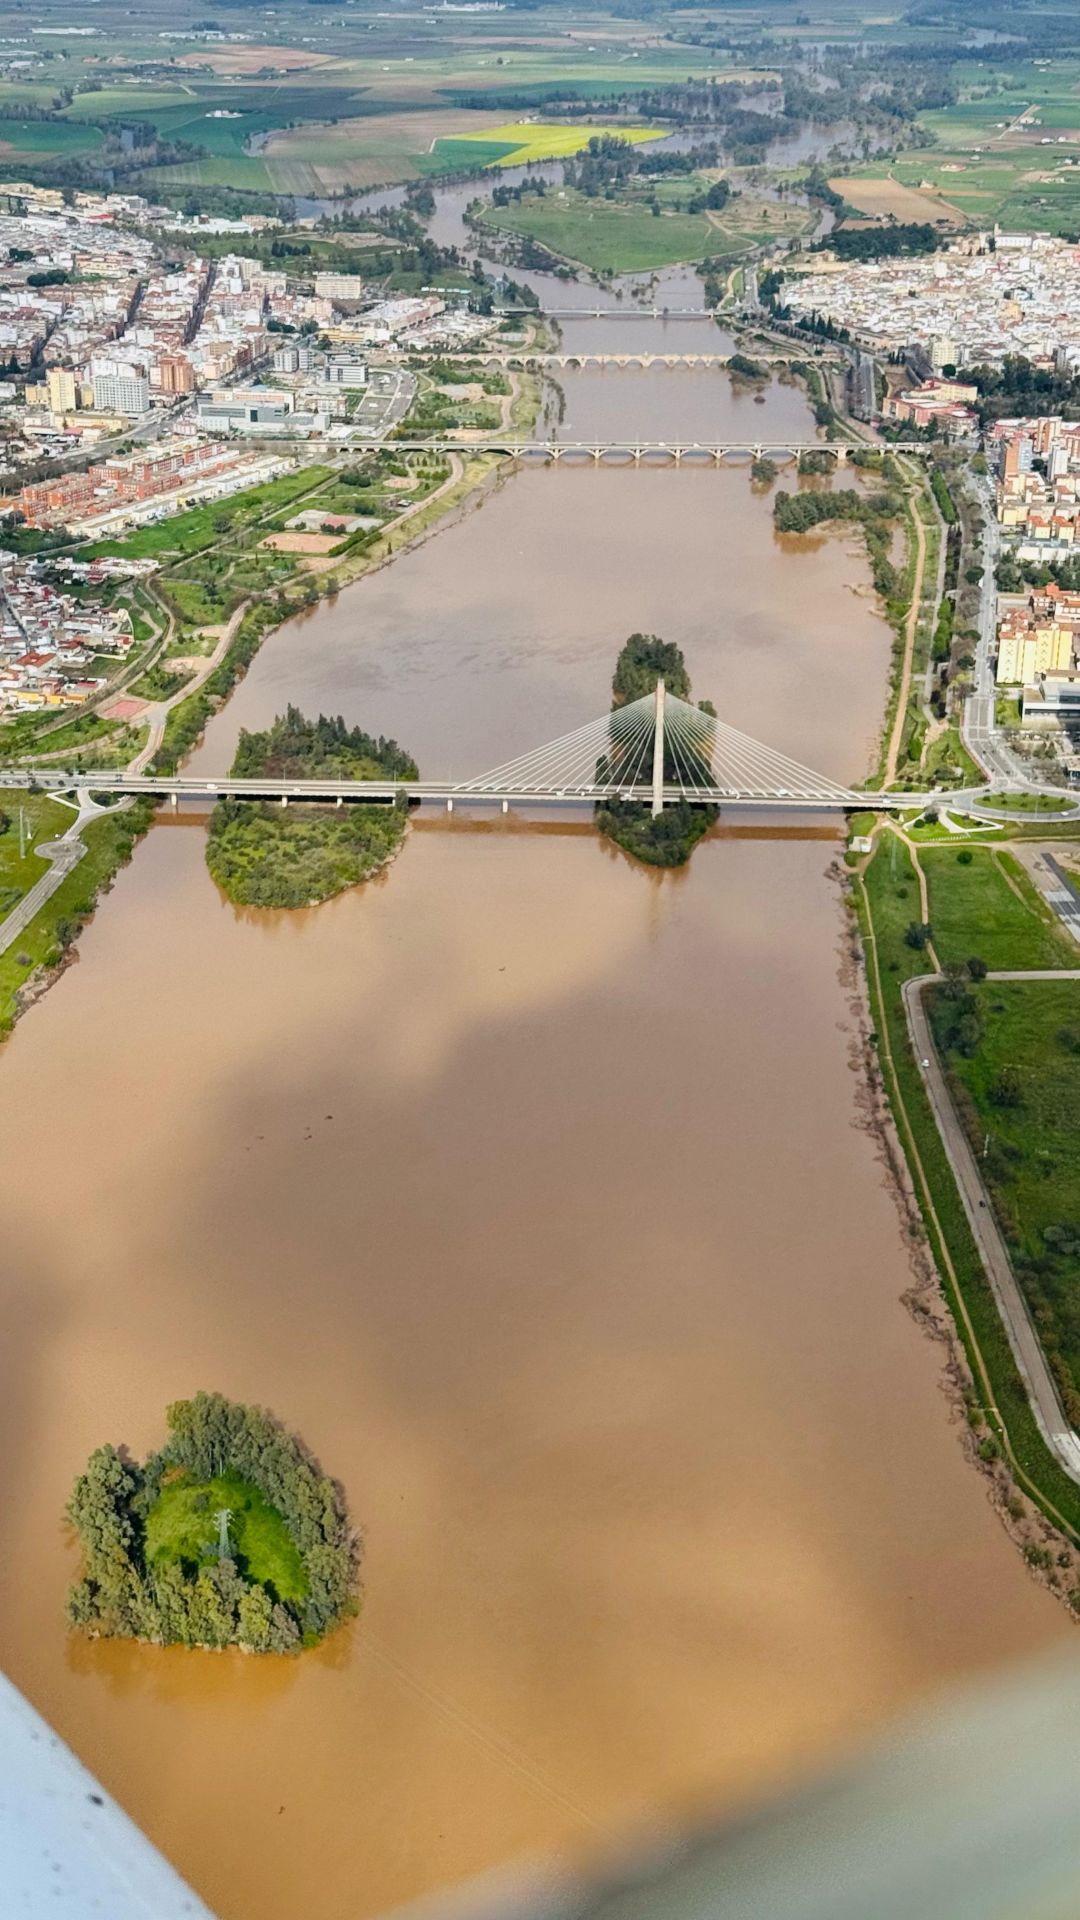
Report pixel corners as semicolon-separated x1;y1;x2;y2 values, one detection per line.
65;1392;360;1653
596;634;719;868
206;706;417;909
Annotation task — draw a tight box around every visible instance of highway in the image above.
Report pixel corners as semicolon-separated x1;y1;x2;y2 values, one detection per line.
963;475;1030;787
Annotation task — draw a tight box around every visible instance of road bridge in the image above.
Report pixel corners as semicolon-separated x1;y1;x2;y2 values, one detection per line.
494;306;715;320
1;686;982;817
0;771;926;814
379;351;783;371
362;438;922;463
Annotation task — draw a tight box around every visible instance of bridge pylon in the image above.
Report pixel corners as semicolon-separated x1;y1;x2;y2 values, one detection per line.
651;678;666;818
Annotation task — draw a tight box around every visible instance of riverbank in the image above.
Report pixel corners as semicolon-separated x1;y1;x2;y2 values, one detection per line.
839;855;1080;1602
853;816;1080;1588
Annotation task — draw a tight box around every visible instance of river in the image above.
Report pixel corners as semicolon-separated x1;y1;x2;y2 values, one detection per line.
0;340;1068;1920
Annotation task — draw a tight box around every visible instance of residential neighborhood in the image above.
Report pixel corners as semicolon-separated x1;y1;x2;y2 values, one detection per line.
0;554;135;714
786;229;1080;370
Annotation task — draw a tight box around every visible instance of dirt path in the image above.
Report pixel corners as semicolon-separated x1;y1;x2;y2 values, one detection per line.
127;600;250;775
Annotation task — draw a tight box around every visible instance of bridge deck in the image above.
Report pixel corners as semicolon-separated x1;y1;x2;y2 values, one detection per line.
348;439;924;458
0;770;923;812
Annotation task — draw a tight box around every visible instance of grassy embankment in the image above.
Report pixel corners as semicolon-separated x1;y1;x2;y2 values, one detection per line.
855;825;1080;1556
931;980;1080;1422
0;796;154;1035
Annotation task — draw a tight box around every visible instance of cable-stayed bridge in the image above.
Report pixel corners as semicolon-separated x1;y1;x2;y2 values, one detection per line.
2;685;944;815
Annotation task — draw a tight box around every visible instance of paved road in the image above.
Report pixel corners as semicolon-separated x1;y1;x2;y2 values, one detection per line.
349;365;414;438
903;969;1080;1485
0;817;85;959
1011;843;1080;946
962;479;1033;788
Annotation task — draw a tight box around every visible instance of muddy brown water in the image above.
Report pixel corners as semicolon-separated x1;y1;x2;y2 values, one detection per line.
0;454;1067;1920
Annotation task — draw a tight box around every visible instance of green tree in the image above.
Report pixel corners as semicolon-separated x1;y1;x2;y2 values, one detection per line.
237;1583;273;1652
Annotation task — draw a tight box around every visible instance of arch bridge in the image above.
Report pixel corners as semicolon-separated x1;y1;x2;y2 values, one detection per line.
365;438;923;464
384;351;772;371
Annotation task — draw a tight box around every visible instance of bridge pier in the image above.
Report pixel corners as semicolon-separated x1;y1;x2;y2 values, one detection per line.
335;795;343;808
280;795;288;808
170;792;178;811
446;797;453;813
502;799;508;814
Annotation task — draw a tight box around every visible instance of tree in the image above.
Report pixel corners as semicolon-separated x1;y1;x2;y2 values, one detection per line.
967;955;988;981
612;633;691;704
238;1583;273;1652
903;921;933;949
67;1394;360;1652
989;1066;1023;1108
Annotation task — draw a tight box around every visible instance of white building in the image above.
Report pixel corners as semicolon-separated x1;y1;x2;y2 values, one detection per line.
90;358;150;415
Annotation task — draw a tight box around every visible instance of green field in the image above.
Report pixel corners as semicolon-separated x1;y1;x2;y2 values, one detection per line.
922;845;1077;971
0;32;738;192
484;191;716;272
145;1469;308;1603
83;468;335;564
931;980;1080;1408
482;181;808;274
0;118;102;159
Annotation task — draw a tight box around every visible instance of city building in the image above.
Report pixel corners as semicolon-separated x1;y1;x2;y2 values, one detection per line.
90;359;150;416
881;375;978;438
46;366;77;415
1022;670;1080;724
195;387;295;432
321;355;368;389
12;438;290;532
154;354;196;396
313;273;367;303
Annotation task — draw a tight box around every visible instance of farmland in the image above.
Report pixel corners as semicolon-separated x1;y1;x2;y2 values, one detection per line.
430;120;664;171
0;24;744;197
841;58;1080;235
